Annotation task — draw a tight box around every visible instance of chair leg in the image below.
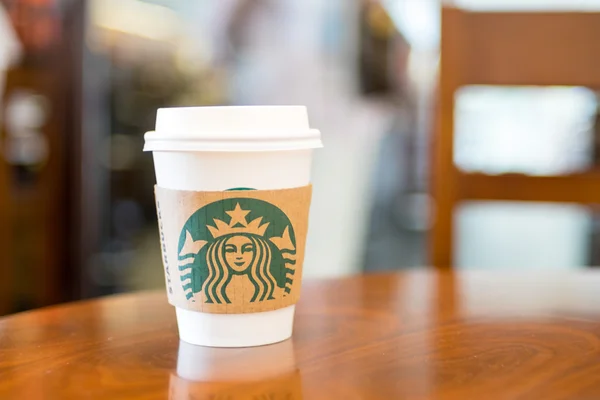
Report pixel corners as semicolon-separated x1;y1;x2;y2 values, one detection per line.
431;196;454;268
430;88;456;268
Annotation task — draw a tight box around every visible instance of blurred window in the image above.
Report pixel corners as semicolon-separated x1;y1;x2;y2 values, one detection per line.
454;86;596;175
456;201;592;269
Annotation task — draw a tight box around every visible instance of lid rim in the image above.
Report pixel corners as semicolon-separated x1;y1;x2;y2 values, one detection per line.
143;141;323;152
144;129;320;138
143;129;322;152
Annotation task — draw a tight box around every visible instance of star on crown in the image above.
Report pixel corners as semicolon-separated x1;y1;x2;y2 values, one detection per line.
207;203;269;239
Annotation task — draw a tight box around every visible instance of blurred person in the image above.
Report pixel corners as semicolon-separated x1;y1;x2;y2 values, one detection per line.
214;0;402;277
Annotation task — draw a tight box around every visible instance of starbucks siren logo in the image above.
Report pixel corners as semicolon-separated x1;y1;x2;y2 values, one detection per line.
177;198;297;304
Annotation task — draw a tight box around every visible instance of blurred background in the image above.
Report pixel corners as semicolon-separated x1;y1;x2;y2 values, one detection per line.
2;0;600;314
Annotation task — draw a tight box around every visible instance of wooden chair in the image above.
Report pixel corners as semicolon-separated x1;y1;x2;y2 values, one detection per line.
431;6;600;267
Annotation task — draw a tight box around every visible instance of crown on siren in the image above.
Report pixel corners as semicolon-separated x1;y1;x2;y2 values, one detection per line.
207;203;269;238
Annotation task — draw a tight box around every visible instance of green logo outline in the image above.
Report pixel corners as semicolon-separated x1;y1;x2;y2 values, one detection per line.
177;197;297;304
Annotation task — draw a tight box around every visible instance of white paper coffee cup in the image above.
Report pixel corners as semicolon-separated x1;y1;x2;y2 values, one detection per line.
144;106;321;347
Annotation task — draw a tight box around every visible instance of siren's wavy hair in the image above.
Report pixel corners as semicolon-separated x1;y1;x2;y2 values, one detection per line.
202;233;286;303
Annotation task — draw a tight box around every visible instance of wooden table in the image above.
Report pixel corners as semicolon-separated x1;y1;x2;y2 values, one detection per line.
2;270;600;399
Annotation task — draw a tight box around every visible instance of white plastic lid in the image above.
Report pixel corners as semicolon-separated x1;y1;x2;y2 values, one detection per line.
143;106;322;152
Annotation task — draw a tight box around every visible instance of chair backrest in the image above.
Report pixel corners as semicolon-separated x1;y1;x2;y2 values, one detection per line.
442;7;600;88
432;7;600;267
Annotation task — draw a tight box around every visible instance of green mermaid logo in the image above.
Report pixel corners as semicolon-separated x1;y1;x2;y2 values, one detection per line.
177;198;297;304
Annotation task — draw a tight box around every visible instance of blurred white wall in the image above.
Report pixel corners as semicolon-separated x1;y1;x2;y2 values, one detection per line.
0;3;21;122
213;0;395;277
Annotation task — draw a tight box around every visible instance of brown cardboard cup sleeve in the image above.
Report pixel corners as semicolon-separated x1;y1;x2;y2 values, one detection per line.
155;185;312;314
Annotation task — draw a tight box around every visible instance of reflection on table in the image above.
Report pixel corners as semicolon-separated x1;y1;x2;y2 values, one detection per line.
170;339;302;400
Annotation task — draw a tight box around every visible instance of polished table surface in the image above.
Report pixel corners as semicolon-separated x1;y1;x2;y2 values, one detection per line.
2;270;600;399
